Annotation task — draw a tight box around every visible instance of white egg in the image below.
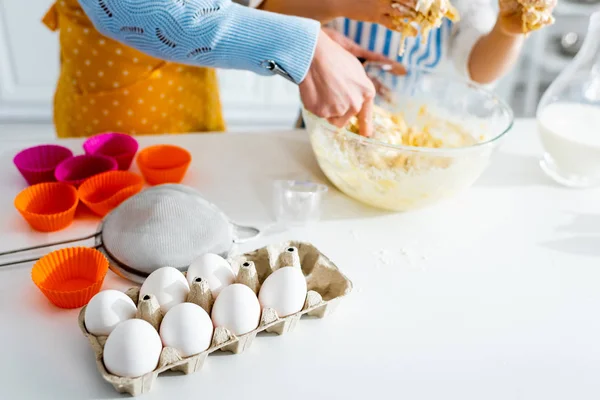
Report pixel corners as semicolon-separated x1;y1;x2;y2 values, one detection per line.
211;284;261;336
103;319;162;378
140;267;190;313
160;303;213;357
84;290;137;336
187;253;235;297
258;267;307;318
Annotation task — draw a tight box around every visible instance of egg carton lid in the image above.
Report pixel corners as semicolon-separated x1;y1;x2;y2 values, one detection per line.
78;241;353;397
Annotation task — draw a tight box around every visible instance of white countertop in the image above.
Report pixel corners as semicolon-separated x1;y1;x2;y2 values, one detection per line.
2;120;600;400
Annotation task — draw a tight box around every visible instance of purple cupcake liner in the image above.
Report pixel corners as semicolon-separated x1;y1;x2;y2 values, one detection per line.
55;155;118;187
14;145;73;186
83;132;139;171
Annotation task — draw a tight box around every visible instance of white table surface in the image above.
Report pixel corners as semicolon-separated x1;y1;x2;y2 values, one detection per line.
2;120;600;400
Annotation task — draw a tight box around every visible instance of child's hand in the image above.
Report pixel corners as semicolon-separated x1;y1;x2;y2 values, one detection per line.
329;0;417;30
498;0;556;35
322;28;405;104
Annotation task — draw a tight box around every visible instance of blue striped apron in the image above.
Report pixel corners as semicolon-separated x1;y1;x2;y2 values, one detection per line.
329;18;454;68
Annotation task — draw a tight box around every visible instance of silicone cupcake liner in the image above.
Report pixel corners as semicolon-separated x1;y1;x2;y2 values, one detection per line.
78;171;144;217
83;132;139;171
55;155;118;187
14;182;79;232
138;163;190;186
13;145;73;185
136;145;192;185
32;247;109;309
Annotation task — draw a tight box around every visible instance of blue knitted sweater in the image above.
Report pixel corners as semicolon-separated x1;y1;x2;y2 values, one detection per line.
77;0;320;83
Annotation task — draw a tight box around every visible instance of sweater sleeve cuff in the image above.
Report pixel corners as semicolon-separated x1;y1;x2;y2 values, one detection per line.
215;3;320;83
231;0;265;7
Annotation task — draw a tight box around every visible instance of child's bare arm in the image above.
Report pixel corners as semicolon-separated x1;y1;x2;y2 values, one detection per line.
258;0;415;29
468;20;526;84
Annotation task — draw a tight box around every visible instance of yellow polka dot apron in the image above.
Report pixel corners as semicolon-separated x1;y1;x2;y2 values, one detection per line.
43;0;225;138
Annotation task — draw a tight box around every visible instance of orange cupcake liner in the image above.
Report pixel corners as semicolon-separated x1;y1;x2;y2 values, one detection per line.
14;182;79;232
136;145;192;185
138;162;191;185
78;171;144;216
31;247;109;309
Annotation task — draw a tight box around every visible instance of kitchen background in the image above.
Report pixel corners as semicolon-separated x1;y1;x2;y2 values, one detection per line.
0;0;598;140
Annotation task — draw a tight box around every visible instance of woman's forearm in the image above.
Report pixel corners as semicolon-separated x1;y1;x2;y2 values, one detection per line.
468;20;525;84
77;0;320;83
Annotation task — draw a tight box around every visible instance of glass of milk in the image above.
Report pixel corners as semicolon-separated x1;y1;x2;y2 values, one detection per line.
537;11;600;188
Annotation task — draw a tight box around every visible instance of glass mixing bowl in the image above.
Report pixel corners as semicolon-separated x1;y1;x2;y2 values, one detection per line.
303;64;514;212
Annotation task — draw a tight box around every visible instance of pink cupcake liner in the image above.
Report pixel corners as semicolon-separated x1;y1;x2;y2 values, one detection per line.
83;132;139;171
13;145;73;185
55;155;118;187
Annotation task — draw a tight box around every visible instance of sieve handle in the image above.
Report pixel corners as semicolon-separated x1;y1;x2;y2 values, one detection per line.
232;223;261;244
0;233;101;268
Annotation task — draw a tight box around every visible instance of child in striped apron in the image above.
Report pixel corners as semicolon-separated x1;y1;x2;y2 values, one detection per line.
257;0;556;94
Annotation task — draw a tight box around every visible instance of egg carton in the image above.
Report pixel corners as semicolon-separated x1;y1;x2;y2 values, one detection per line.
78;241;353;397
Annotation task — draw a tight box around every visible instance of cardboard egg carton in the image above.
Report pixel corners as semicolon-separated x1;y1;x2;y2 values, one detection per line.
78;241;353;396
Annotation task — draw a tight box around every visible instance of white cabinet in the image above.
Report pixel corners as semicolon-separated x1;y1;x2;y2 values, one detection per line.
0;0;301;139
0;0;57;123
218;71;300;132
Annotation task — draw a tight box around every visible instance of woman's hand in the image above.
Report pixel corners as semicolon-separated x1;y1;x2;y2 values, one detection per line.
300;30;376;137
498;0;556;35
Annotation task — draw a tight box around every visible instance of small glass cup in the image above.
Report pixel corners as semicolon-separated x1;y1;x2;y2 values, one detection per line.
273;180;328;226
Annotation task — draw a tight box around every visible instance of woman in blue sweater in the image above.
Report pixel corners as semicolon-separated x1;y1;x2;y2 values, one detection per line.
72;0;388;137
